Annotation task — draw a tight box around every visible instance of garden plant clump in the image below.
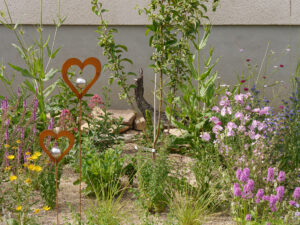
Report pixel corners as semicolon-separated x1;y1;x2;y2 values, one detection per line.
0;0;300;224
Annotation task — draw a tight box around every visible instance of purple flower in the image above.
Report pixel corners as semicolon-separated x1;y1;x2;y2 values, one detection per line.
245;214;251;221
277;171;285;182
276;186;285;201
259;106;270;115
293;187;300;200
289;200;296;206
256;189;264;199
23;99;27;108
219;96;229;106
236;169;242;180
269;195;278;212
267;167;274;182
233;183;242;197
246;179;255;192
240;168;250;183
262;195;270;202
201;132;211;142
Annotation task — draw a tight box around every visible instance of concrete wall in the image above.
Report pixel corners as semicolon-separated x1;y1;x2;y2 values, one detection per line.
0;0;299;25
0;25;299;108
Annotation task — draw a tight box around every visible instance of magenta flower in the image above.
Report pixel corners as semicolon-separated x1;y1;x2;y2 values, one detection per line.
279;64;284;68
256;189;264;203
289;200;297;206
236;169;242;180
276;186;285;201
246;59;251;62
233;183;242;197
262;195;270;202
241;80;246;83
244;87;249;91
201;132;211;142
267;167;274;182
246;179;255;192
293;187;300;200
277;171;285;182
240;168;250;183
245;214;251;221
269;195;278;212
279;105;284;109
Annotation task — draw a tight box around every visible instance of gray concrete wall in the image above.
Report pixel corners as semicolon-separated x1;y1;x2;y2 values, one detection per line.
0;25;299;108
0;0;299;25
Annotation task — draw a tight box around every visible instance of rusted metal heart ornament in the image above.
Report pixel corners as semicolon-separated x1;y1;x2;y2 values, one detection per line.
39;130;75;164
61;57;102;99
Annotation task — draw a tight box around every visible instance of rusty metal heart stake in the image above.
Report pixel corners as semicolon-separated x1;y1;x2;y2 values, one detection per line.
61;57;102;99
39;130;75;164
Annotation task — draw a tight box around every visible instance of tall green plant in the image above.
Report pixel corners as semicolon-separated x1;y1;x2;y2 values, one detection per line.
91;0;137;109
0;0;64;122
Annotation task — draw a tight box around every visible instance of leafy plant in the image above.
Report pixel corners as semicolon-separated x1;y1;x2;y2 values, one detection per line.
0;0;64;122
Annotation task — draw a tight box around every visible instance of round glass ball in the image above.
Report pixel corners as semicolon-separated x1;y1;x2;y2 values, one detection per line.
75;77;87;89
50;147;61;158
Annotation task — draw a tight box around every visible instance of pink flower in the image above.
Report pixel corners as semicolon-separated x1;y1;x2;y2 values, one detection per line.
227;122;237;130
227;107;232;115
74;127;78;132
234;94;244;104
245;105;251;111
238;125;246;132
235;112;244;120
252;108;260;113
249;131;256;140
245;214;251;221
259;106;270;115
280;64;284;68
221;107;226;116
279;105;284;109
212;106;220;112
226;129;235;137
201;132;211;142
233;183;242;197
88;94;103;109
219;96;229;106
210;116;221;125
225;91;232;96
267;167;274;182
212;125;223;134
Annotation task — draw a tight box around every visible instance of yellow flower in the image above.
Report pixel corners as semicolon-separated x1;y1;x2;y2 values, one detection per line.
12;146;18;150
18;169;23;174
9;175;17;181
16;205;22;211
25;152;31;156
34;165;42;172
5;166;12;172
7;155;15;160
16;140;21;144
43;206;51;211
34;208;40;214
28;164;35;171
28;155;38;160
4;144;10;148
24;163;28;168
25;178;32;184
33;151;42;157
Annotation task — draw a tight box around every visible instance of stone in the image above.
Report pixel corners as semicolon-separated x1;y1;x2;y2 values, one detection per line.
164;128;187;137
133;116;146;131
107;109;136;126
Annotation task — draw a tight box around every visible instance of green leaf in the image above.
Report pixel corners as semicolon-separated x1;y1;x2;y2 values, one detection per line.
23;80;35;93
198;26;211;50
8;63;34;78
50;47;61;59
117;44;128;52
43;81;58;98
121;58;133;64
43;68;58;82
12;43;25;59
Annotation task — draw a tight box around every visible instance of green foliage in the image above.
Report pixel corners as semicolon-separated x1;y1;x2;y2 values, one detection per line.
136;147;170;213
81;147;125;198
91;0;136;108
38;163;63;209
0;0;64;123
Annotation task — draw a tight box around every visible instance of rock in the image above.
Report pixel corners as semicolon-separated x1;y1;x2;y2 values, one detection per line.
164;128;187;137
134;116;146;131
91;107;136;127
117;125;130;134
121;130;140;143
107;109;136;126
